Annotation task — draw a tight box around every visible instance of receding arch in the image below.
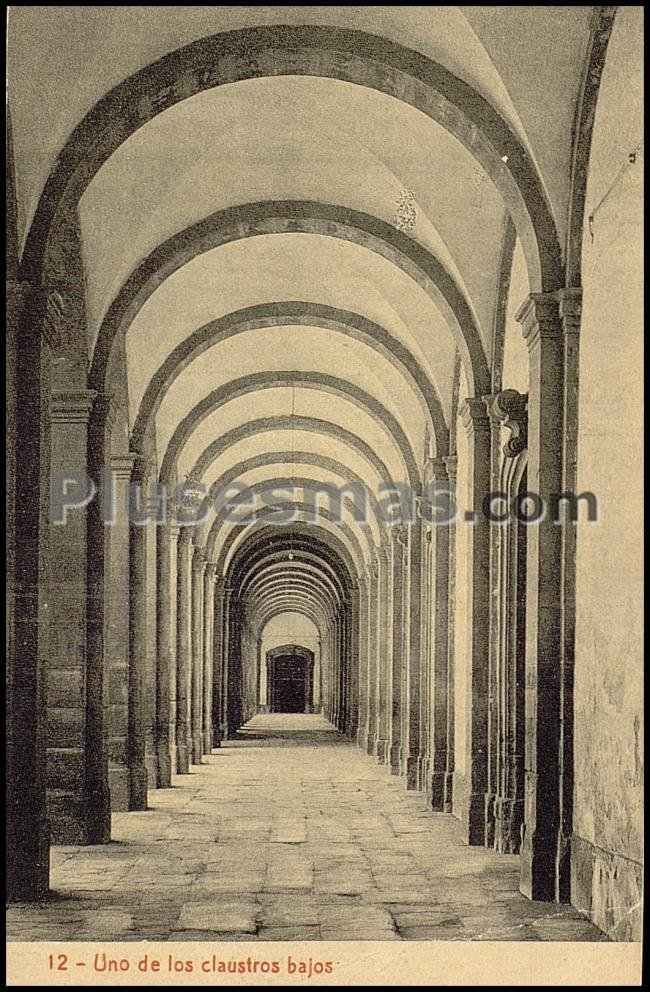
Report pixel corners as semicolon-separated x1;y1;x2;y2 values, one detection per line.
188;417;398;506
131;302;448;453
210;492;372;572
161;371;421;487
195;450;389;548
92;201;489;398
23;25;562;302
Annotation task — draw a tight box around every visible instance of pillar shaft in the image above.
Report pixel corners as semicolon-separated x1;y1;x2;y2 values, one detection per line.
175;528;192;773
202;563;216;753
191;546;206;763
48;388;111;842
155;521;179;787
426;459;451;808
104;452;137;810
455;400;491;844
516;292;566;901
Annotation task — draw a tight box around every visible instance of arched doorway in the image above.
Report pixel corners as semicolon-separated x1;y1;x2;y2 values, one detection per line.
267;644;315;714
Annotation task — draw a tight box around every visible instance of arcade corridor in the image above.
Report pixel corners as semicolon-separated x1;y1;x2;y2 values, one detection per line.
6;6;642;949
6;715;604;942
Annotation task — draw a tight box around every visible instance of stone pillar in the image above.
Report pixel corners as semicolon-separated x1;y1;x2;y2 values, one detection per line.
220;584;233;739
374;541;392;764
7;279;51;899
425;457;452;808
128;454;156;811
211;577;224;745
348;583;361;738
155;520;179;788
515;293;567;900
365;555;380;755
455;400;491;844
356;574;369;748
105;452;136;810
484;391;529;853
404;522;423;790
442;455;457;812
48;388;111;842
175;528;193;774
202;563;217;753
191;545;206;763
389;528;406;775
557;288;582;901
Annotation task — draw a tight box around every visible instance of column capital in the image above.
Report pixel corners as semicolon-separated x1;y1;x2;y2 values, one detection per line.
110;452;137;480
515;292;563;351
557;287;582;335
459;396;491;435
442;454;458;482
192;546;207;573
50;388;97;424
204;562;218;581
484;389;528;457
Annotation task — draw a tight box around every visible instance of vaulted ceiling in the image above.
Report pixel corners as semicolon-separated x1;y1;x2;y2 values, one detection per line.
8;5;593;635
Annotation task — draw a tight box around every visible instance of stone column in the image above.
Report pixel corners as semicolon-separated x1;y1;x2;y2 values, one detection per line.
7;279;52;899
202;563;217;753
175;528;193;773
557;288;582;901
484;390;529;852
365;555;380;755
211;577;224;744
515;293;566;900
48;388;111;842
455;399;491;844
155;519;179;788
191;546;206;763
404;521;423;790
417;525;432;794
423;457;453;806
374;541;392;764
442;455;457;812
356;574;369;748
105;452;136;810
127;454;156;811
220;584;233;739
389;527;406;775
348;583;361;738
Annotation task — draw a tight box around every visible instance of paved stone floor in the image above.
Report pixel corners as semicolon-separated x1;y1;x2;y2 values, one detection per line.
7;714;606;941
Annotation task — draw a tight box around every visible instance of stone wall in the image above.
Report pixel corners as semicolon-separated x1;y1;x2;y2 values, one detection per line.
572;6;643;941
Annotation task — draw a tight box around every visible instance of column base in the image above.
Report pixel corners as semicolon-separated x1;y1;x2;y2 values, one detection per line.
156;743;173;788
519;827;558;901
203;730;213;754
416;755;430;793
494;797;524;854
389;743;401;775
6;818;50;903
356;727;369;751
108;764;131;812
403;754;420;791
129;764;148;811
192;735;204;764
176;743;190;775
431;770;446;811
453;779;488;845
374;737;389;764
365;727;377;756
49;790;111;845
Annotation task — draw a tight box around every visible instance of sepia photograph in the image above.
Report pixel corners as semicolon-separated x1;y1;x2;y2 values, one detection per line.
5;5;643;986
